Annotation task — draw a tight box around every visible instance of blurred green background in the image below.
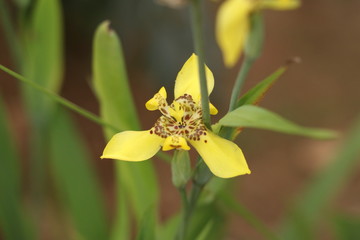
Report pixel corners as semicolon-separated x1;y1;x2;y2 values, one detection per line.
0;0;360;239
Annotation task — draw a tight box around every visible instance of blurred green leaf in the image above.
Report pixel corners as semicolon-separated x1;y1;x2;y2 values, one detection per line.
218;192;279;240
219;105;337;139
187;203;225;240
136;208;157;240
49;108;108;240
93;20;139;136
92;20;159;239
158;214;180;240
0;97;35;240
281;116;360;240
0;0;22;67
237;66;286;107
334;214;360;240
12;0;30;9
22;0;63;123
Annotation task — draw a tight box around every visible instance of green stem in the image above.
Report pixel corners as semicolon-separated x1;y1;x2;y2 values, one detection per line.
190;0;211;129
0;0;22;68
0;64;119;131
175;183;203;240
228;57;254;112
0;64;172;162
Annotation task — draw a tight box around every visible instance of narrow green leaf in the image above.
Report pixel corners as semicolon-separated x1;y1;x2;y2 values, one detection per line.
49;108;108;240
187;203;225;240
0;97;35;240
22;0;63;122
12;0;30;9
219;192;279;240
237;66;286;107
92;20;139;135
158;215;181;240
92;20;159;239
195;221;214;240
219;105;337;139
136;208;157;240
281;116;360;240
333;214;360;240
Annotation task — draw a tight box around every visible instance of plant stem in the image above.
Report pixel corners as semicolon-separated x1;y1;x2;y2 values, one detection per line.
0;64;119;131
0;64;172;162
228;57;254;112
190;0;211;129
175;183;203;240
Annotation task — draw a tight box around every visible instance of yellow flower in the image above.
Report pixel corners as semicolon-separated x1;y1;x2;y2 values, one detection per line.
101;54;250;178
216;0;300;67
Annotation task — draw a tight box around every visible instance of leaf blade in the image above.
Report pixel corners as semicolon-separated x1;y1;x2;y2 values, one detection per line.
92;20;159;239
0;97;35;240
49;109;109;240
219;105;337;139
281;116;360;239
237;66;286;107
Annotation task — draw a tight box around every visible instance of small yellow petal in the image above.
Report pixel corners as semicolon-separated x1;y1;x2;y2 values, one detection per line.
260;0;300;10
101;130;164;161
216;0;254;67
174;53;214;101
210;103;218;115
145;87;167;111
169;101;184;122
190;130;250;178
162;135;190;151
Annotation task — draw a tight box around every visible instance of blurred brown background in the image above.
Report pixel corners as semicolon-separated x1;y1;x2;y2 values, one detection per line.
1;0;360;239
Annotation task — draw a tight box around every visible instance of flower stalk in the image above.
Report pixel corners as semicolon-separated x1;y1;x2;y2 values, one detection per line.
228;12;264;112
190;0;211;129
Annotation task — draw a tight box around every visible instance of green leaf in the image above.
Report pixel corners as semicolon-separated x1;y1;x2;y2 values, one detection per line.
22;0;63;123
92;20;159;239
0;97;35;240
92;20;139;135
158;215;180;240
281;116;360;240
136;208;157;240
237;66;286;107
219;105;337;139
12;0;30;9
49;108;109;240
218;192;279;240
333;214;360;240
187;203;225;240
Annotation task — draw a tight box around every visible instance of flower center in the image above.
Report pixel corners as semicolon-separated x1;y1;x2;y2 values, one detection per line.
149;94;207;142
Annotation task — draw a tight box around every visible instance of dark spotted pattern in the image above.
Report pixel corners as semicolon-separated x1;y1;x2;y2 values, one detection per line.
149;94;208;142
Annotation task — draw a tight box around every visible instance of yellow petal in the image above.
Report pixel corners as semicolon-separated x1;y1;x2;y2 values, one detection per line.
145;87;167;111
210;103;218;115
169;101;184;122
162;135;190;151
190;130;250;178
260;0;300;10
174;53;214;101
216;0;254;67
101;130;164;161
